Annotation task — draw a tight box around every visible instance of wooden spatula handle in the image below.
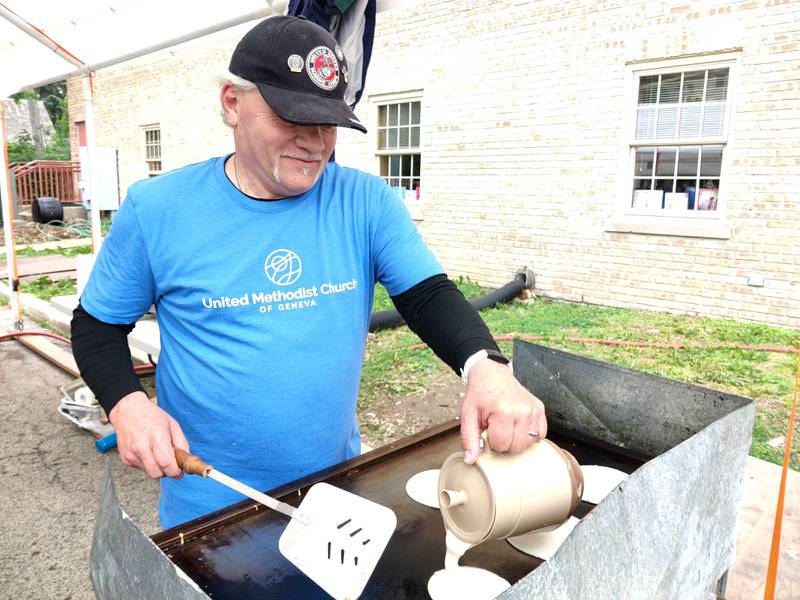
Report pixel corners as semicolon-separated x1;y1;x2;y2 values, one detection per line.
174;448;212;477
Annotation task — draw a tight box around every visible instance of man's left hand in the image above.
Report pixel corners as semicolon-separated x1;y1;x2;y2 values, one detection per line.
459;357;548;464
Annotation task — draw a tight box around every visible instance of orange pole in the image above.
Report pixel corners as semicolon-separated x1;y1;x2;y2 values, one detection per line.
763;352;800;599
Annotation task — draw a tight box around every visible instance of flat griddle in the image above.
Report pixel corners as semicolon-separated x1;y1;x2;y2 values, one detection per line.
152;421;650;599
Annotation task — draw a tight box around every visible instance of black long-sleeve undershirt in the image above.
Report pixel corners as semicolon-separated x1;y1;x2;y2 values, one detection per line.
390;274;503;374
71;304;145;416
71;273;503;416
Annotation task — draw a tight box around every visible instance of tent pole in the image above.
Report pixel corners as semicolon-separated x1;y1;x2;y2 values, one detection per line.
0;3;86;68
0;102;22;330
82;76;102;254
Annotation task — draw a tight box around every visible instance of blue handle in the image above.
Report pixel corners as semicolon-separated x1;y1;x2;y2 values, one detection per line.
95;432;117;453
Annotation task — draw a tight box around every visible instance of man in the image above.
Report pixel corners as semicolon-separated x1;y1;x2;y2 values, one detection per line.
71;16;546;529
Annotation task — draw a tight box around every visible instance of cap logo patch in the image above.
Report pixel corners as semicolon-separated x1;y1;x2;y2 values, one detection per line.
287;54;304;73
306;46;339;91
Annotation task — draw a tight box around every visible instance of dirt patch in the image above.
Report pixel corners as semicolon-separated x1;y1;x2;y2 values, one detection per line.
358;371;465;448
11;221;85;245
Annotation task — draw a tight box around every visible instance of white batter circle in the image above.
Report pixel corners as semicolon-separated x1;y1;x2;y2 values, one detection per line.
507;516;580;559
405;469;440;508
428;567;510;600
581;465;628;504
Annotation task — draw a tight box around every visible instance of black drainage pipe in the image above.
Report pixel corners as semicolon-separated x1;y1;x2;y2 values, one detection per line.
368;268;535;332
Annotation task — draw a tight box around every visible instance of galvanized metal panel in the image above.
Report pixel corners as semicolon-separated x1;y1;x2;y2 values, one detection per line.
512;341;752;456
90;460;210;600
503;341;756;599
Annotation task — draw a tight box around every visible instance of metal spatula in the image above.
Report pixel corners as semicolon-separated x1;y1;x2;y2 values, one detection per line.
174;449;396;599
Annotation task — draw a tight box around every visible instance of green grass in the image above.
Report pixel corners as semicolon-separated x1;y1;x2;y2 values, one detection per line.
360;278;492;408
361;289;800;470
19;244;91;258
19;275;77;301
0;244;92;260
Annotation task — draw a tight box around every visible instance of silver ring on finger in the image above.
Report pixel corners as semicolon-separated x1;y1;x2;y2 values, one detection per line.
527;431;539;437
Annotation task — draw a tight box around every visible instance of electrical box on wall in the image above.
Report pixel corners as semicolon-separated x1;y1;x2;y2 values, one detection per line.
79;147;120;211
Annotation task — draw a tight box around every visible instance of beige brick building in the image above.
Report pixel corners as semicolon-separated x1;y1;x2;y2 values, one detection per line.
68;0;800;328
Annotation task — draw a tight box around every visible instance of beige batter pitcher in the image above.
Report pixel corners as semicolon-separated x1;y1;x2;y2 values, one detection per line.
438;437;583;545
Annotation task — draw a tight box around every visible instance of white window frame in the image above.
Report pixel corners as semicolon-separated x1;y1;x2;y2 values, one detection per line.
142;124;162;177
607;51;741;239
369;90;423;219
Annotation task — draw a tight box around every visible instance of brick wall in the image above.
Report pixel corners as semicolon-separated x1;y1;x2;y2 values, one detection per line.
67;2;800;328
68;27;245;192
335;0;800;328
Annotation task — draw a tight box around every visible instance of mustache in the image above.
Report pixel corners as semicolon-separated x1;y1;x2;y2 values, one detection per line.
280;151;323;162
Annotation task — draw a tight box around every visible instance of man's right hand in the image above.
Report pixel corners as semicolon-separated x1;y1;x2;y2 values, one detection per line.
108;391;189;479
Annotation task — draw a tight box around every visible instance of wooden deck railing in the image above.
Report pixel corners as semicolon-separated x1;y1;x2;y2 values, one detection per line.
13;160;82;211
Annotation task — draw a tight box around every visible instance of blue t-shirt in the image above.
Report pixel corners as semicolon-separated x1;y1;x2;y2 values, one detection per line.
81;156;442;528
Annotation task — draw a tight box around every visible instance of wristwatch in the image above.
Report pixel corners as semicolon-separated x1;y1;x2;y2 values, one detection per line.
461;349;511;384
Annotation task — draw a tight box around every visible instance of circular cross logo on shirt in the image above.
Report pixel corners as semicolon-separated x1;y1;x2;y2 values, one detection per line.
305;46;340;91
264;249;302;286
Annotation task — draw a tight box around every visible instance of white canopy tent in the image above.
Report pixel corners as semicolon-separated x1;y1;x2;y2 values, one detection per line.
0;0;293;330
1;0;413;330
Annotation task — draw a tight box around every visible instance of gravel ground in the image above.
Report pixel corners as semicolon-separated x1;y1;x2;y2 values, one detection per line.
0;306;159;600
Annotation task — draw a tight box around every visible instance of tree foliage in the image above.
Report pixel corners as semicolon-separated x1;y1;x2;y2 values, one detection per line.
7;81;70;162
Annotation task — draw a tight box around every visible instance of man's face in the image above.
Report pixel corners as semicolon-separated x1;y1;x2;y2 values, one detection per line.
230;87;337;199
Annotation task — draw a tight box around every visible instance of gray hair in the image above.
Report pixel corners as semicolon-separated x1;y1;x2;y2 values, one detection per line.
218;69;256;126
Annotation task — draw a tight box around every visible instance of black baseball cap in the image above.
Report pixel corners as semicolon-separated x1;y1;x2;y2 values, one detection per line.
229;16;367;133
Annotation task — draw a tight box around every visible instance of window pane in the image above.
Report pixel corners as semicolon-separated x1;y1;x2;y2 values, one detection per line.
389;155;400;177
706;69;728;102
633;178;652;190
399;126;410;147
655;147;676;177
638;76;659;104
700;146;723;177
656;106;678;138
413;154;421;176
400;103;410;126
379;105;387;127
636;107;656;139
696;183;719;210
682;71;705;102
659;73;681;103
634;149;654;176
677;146;700;176
411;102;421;125
679;104;702;138
664;191;689;210
389;104;398;126
377;128;387;149
702;104;725;136
389;178;399;188
411;179;420;192
388;128;398;147
379;156;389;177
654;179;674;193
676;179;697;208
401;154;412;177
410;125;420;147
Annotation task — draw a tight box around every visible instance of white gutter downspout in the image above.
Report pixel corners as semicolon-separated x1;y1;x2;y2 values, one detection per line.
0;103;22;330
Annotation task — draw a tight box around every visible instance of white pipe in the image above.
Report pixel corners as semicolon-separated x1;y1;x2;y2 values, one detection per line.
0;103;22;329
81;76;102;254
